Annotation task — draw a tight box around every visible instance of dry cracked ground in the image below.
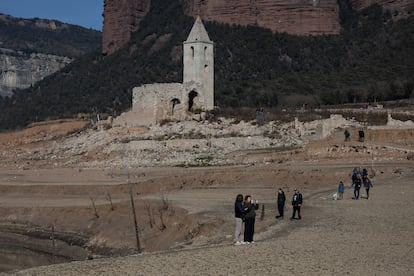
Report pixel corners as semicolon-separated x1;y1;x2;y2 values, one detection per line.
0;114;413;275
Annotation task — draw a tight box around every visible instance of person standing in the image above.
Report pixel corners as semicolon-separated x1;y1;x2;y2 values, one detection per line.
338;181;345;200
275;188;286;218
290;189;303;220
234;194;244;245
344;130;350;141
243;195;259;244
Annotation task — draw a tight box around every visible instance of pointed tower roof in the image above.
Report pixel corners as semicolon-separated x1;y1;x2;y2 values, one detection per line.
185;16;212;43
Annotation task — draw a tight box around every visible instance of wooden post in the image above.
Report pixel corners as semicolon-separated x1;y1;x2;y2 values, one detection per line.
90;197;99;218
51;225;56;264
260;204;265;221
129;176;141;253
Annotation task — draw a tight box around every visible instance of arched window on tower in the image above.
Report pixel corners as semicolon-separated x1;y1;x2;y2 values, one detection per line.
191;46;194;58
204;46;207;59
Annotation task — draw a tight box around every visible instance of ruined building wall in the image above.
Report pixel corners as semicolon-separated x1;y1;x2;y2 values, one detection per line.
113;18;213;127
132;83;184;125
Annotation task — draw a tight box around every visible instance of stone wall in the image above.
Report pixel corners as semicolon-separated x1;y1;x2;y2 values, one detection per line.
114;83;186;127
295;114;359;140
114;81;210;127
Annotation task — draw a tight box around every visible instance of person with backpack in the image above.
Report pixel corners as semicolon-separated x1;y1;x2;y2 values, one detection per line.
243;195;259;244
234;194;245;245
290;188;303;220
275;188;286;219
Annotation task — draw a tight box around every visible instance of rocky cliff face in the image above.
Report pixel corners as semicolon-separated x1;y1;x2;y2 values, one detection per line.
0;14;101;97
102;0;341;54
0;49;72;97
182;0;340;35
349;0;414;18
102;0;151;55
102;0;413;55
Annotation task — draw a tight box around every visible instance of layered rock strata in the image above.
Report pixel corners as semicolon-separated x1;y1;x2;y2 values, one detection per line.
101;0;412;55
349;0;414;17
182;0;341;35
102;0;151;55
0;49;72;97
102;0;341;54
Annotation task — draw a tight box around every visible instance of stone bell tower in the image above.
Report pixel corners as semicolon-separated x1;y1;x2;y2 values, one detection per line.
183;16;214;111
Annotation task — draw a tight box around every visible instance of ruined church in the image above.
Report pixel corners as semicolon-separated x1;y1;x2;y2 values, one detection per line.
114;17;214;127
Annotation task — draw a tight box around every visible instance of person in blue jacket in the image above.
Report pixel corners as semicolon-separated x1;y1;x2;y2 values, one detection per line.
234;194;245;245
338;181;345;199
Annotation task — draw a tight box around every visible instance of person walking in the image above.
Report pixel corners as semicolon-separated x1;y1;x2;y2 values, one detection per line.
234;194;245;245
275;188;286;218
363;178;373;199
290;189;303;220
352;167;359;187
352;176;362;199
243;195;259;244
338;181;345;200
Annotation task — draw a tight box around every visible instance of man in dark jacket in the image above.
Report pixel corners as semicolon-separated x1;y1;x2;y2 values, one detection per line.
276;188;286;219
290;189;303;220
352;176;362;199
243;195;259;243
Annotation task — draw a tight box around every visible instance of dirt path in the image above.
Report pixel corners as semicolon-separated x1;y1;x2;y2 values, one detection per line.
7;168;413;275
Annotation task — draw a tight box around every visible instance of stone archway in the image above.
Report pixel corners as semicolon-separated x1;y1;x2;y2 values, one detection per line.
188;90;198;111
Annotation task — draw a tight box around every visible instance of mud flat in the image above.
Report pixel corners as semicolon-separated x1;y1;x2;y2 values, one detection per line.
4;164;414;275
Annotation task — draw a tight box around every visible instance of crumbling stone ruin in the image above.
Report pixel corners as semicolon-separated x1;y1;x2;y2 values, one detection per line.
114;17;214;127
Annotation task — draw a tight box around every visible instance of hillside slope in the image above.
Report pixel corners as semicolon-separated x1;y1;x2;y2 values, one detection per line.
0;14;102;97
0;0;413;130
